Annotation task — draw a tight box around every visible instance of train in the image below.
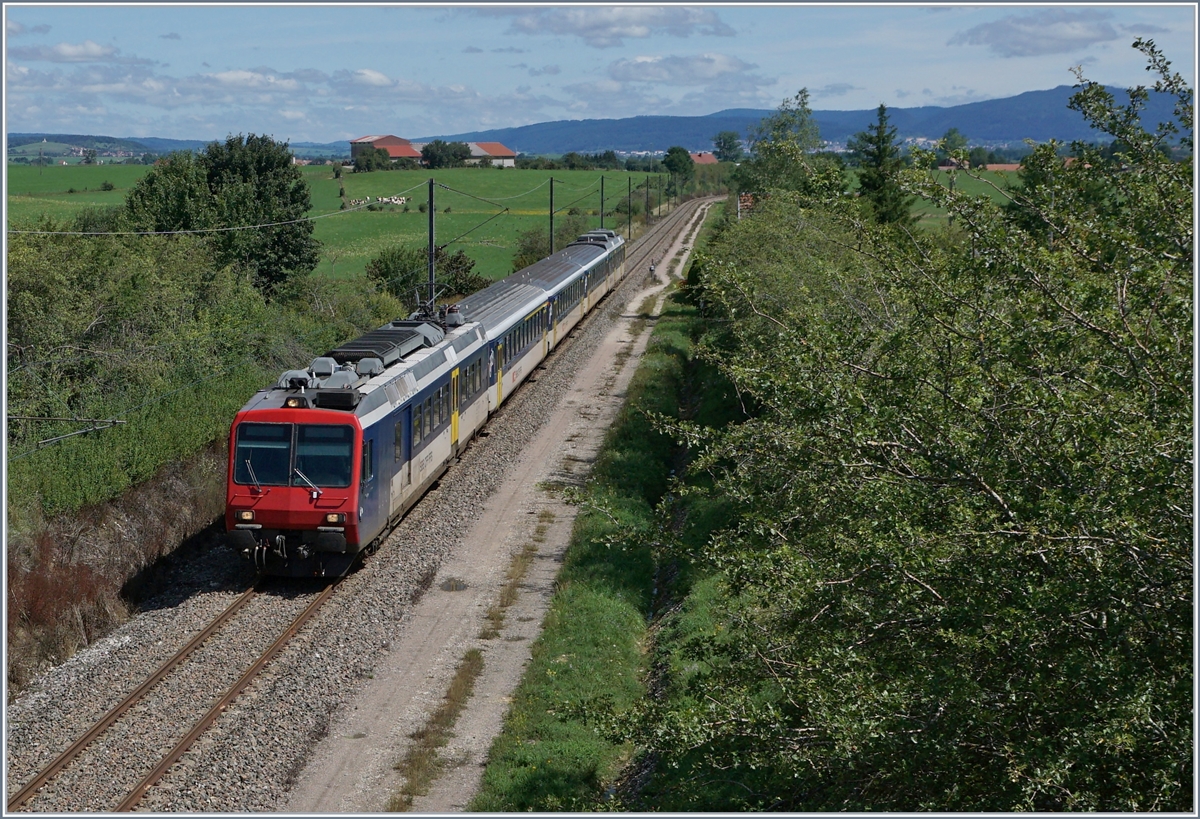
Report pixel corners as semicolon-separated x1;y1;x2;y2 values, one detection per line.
224;229;627;576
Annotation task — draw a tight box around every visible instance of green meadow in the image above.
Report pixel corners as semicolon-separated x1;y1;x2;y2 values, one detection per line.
7;164;662;281
6;162;1017;277
304;167;661;280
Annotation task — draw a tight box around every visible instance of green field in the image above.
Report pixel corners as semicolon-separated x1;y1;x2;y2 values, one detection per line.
303;167;660;280
843;167;1022;229
910;168;1020;228
7;162;1014;274
7;164;662;281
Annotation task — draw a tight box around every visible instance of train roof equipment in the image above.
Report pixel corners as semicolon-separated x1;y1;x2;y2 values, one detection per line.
238;230;622;417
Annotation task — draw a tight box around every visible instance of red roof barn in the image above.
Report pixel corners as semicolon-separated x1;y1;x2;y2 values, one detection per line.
350;135;421;161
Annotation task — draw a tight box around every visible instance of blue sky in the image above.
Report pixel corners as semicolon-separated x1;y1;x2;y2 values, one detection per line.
4;3;1195;143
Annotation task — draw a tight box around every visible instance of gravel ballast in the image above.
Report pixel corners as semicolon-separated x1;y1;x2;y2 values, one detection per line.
5;200;712;812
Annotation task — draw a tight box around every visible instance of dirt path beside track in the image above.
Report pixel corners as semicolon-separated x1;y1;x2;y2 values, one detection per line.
283;199;718;814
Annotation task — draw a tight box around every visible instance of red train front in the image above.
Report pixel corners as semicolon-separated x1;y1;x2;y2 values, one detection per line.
225;402;365;577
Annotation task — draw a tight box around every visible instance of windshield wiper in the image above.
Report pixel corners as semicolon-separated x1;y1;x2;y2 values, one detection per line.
293;468;323;498
245;459;262;492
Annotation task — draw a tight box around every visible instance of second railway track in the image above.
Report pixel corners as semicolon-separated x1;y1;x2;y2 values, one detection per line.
5;198;720;812
8;579;338;812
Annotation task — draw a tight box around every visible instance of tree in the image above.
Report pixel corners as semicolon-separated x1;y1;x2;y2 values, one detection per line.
662;146;694;179
125;150;215;232
81;149;97;165
509;212;590;272
125;134;320;293
712;130;743;162
941;127;968;154
421;139;471;169
733;89;845;199
366;244;490;312
619;41;1192;811
663;145;695;196
353;146;392;172
847;103;914;224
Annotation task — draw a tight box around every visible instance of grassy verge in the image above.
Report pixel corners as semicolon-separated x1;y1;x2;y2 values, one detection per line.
468;196;731;812
468;290;709;811
480;511;553;640
387;648;486;811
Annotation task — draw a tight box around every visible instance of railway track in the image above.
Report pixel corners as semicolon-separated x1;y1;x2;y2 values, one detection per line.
5;197;717;812
7;579;339;812
626;196;710;277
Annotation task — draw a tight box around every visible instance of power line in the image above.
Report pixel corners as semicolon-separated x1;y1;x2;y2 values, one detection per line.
6;180;430;237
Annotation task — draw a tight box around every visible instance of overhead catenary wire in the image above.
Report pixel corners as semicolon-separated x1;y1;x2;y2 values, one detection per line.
438;177;549;202
6;180;431;237
553;182;602;216
9;356;260;460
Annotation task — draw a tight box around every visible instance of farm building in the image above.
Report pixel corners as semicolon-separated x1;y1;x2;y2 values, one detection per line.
409;141;517;167
352;135;517;167
468;142;516;167
690;151;719;164
350;135;422;162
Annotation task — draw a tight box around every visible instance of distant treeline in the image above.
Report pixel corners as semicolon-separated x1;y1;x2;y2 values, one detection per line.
516;151;668;172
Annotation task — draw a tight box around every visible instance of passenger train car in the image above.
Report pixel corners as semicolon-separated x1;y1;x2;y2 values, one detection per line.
225;230;626;576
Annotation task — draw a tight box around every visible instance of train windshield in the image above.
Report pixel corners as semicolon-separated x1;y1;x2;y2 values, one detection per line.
234;422;355;488
294;424;354;488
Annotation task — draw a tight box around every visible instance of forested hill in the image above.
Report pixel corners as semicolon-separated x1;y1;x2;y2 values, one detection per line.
420;85;1184;152
9;84;1184;159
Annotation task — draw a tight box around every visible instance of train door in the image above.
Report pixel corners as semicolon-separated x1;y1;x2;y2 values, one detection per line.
450;368;460;451
358;431;382;545
390;406;411;518
494;342;504;406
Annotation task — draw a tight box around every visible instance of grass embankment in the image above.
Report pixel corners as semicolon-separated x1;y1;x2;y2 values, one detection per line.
469;203;733;811
467;299;692;811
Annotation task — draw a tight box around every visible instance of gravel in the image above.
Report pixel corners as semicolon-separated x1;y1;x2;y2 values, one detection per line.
4;200;709;813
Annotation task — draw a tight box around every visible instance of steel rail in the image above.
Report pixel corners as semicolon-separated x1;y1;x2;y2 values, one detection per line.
6;584;261;812
114;580;340;812
8;198;709;815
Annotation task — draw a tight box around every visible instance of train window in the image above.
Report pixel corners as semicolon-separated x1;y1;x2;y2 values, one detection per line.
424;398;433;436
295;424;354;488
394;421;404;461
233;422;291;486
433;388;441;427
413;410;423;446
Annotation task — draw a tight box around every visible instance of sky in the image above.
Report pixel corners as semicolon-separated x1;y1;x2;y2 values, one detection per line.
3;3;1196;144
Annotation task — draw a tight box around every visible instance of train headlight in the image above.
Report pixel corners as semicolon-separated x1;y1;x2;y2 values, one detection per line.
324;513;346;525
235;509;255;522
285;396;309;408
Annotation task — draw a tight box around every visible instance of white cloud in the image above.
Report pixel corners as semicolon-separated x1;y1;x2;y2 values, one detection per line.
209;69;299;91
478;7;735;49
9;38;156;65
350;68;393;87
10;39;113;62
949;10;1120;58
608;53;757;85
7;20;51;36
811;83;862;98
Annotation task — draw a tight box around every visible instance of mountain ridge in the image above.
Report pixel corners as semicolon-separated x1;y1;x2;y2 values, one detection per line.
8;84;1184;159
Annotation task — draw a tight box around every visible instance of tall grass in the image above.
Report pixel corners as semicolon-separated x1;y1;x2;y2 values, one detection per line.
468;299;699;811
